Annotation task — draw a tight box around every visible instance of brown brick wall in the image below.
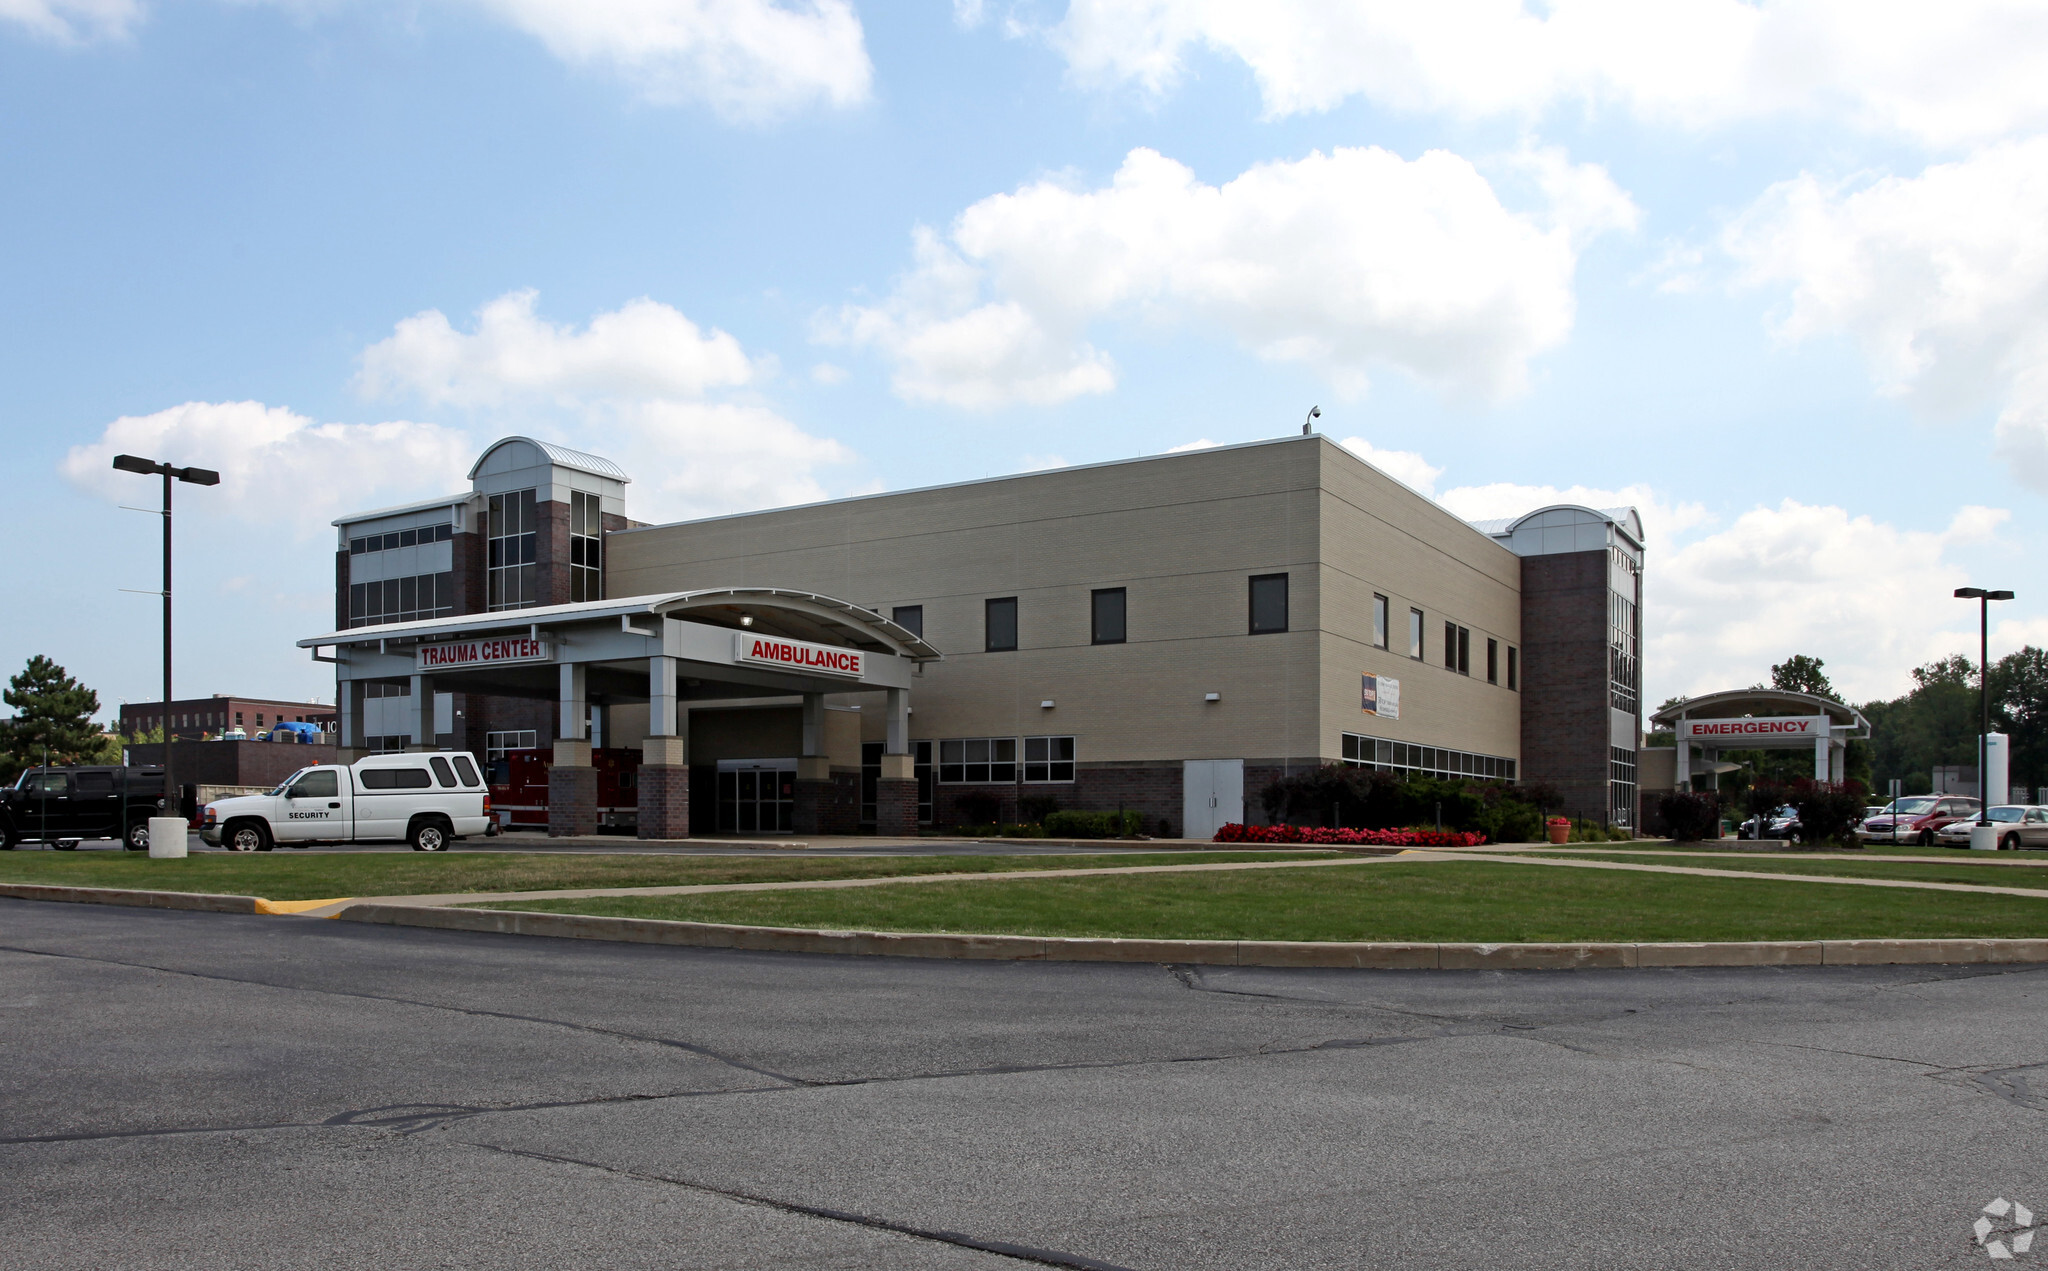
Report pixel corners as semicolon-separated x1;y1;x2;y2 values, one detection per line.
335;550;349;630
875;778;918;835
638;764;690;839
548;764;597;837
795;775;860;834
1519;550;1614;822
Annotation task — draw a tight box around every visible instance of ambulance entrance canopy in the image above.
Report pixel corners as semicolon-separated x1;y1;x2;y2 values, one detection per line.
1650;690;1870;785
297;588;941;761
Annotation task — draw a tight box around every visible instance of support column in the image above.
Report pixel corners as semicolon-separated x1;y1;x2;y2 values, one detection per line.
793;692;841;835
875;687;917;837
1674;716;1690;790
406;674;432;751
1814;733;1829;782
337;678;362;761
548;663;595;836
1829;740;1845;783
639;656;689;839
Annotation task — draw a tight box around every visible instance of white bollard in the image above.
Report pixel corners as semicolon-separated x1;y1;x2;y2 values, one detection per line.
147;816;189;859
1969;822;2000;851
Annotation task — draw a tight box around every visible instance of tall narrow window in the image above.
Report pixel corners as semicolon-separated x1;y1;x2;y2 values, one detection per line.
1444;621;1458;670
1458;627;1471;676
1508;646;1519;690
1372;594;1389;649
1249;573;1288;634
1091;588;1126;645
1409;608;1424;659
985;597;1018;652
487;487;539;611
569;490;602;603
892;605;923;638
1487;638;1499;684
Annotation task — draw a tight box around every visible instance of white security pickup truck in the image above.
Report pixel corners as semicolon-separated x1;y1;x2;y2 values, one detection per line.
199;752;495;852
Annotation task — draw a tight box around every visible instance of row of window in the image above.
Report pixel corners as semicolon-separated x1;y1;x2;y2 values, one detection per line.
568;490;603;604
129;709;326;732
349;573;458;628
1341;733;1519;782
349;523;454;555
488;488;541;612
1610;746;1638;828
937;736;1077;784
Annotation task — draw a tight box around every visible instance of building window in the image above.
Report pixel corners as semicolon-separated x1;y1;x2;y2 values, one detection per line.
350;523;452;555
1249;573;1288;634
1024;736;1076;782
1091;588;1126;645
1611;746;1638;828
1508;646;1519;691
1610;579;1640;715
1487;638;1499;684
569;490;602;604
484;730;539;765
892;605;923;638
488;487;539;611
350;571;454;628
1409;608;1424;659
366;735;410;755
363;680;411;698
1372;594;1389;649
1443;622;1456;670
1443;623;1471;674
234;712;242;726
938;738;1017;783
985;598;1018;652
1343;733;1517;782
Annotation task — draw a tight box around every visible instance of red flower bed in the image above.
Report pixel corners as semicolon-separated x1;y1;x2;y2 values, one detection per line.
1212;823;1487;847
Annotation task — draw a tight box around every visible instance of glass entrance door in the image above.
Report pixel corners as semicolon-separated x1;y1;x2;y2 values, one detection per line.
716;761;796;833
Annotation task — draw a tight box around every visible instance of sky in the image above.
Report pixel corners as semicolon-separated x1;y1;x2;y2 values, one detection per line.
7;0;2048;721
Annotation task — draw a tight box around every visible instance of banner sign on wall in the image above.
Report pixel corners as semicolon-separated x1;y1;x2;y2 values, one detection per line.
415;637;550;672
1362;673;1401;720
735;632;867;678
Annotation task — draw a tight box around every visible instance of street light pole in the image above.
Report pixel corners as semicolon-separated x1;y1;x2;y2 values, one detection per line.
1954;586;2016;831
113;454;218;851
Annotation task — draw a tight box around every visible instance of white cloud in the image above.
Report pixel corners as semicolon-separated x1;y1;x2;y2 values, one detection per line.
60;400;475;530
465;0;871;118
1049;0;2048;146
0;0;137;40
1649;500;2010;703
1723;138;2048;493
1436;479;1709;537
357;289;757;407
1336;436;1442;496
357;289;857;522
809;361;848;385
1165;438;1217;452
828;144;1635;409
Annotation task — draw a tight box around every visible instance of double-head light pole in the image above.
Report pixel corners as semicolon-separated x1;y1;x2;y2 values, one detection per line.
112;454;218;834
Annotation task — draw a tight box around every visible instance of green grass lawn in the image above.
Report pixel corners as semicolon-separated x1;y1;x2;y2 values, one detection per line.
1496;852;2048;890
1529;841;2048;857
473;859;2048;943
0;850;1324;902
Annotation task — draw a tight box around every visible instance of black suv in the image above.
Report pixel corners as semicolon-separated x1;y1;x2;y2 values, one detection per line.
1;766;166;850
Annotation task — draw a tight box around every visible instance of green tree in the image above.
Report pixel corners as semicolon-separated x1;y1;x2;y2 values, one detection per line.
0;656;107;782
1770;654;1839;701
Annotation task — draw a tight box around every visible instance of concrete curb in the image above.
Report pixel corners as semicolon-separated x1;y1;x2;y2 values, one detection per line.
0;882;259;914
331;903;2048;969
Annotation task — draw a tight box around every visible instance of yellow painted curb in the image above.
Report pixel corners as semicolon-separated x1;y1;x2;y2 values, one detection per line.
253;896;354;915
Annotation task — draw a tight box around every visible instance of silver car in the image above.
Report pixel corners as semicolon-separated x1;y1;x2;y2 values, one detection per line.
1932;805;2048;850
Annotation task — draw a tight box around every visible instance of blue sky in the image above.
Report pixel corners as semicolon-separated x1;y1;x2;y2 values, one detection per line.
7;0;2048;719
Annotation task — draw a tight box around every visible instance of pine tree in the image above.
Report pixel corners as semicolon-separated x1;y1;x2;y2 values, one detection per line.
1;656;106;779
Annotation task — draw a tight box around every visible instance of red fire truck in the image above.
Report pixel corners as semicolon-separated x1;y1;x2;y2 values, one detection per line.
487;747;641;832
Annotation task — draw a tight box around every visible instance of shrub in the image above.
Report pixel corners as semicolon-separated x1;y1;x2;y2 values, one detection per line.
1017;794;1061;825
955;792;1002;826
1657;791;1721;842
1214;823;1487;847
1790;779;1868;849
1254;764;1550;839
1043;809;1142;839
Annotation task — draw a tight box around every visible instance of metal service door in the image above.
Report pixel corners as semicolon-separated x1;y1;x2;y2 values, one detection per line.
1182;760;1244;841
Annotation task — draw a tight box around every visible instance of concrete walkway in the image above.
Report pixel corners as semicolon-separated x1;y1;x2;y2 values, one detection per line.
297;853;1409;918
1495;845;2048;868
295;845;2048;919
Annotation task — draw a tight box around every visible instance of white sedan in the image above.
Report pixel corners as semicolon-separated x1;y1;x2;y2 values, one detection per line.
1933;806;2048;850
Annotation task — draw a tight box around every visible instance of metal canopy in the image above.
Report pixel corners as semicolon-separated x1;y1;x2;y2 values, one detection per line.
1650;689;1869;735
298;588;941;663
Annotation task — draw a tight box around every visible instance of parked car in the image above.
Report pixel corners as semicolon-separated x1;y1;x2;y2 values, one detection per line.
1858;795;1983;846
1737;804;1802;841
199;752;495;852
1933;805;2048;850
0;766;167;851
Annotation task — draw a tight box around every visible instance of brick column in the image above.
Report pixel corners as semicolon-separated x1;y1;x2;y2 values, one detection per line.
875;749;917;836
549;739;597;837
639;735;689;839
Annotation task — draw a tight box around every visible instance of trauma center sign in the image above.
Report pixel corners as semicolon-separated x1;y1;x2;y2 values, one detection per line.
415;637;550;672
735;633;866;678
1677;715;1830;744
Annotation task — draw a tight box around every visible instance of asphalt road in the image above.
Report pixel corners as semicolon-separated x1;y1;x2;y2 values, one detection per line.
3;900;2045;1270
12;833;1180;857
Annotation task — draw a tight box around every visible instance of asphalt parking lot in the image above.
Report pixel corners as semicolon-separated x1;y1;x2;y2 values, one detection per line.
4;899;2045;1270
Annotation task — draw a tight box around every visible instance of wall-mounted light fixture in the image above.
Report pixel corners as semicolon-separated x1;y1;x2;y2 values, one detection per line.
1040;700;1055;709
1204;692;1221;702
739;615;754;627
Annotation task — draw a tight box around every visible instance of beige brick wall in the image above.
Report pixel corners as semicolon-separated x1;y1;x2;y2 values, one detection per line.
607;436;1523;767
